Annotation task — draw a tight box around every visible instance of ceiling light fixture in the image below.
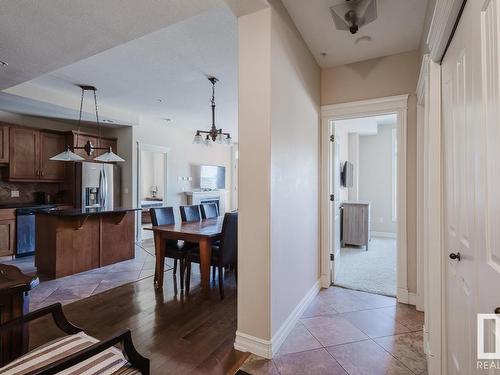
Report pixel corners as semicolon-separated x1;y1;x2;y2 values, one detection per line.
193;76;232;146
330;0;377;35
50;85;125;162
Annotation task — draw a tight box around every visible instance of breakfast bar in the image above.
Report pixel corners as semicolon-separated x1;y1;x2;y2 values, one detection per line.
35;207;139;279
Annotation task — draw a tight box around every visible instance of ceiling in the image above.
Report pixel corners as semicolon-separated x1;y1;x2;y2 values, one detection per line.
281;0;428;68
0;0;222;90
1;3;238;135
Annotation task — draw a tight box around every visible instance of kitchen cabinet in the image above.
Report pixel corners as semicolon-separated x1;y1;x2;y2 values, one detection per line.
0;209;16;257
96;137;118;157
0;124;9;164
9;128;66;182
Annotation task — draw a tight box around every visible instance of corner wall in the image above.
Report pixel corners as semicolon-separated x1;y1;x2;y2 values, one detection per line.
321;49;420;293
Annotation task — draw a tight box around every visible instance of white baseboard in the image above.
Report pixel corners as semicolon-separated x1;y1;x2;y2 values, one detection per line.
408;292;417;306
320;274;330;289
397;287;409;304
234;280;320;359
371;231;397;239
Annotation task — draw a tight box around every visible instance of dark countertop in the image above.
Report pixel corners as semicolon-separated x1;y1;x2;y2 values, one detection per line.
0;203;70;209
36;207;140;217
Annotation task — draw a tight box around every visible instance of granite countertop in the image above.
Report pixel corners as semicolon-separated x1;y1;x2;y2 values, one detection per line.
37;207;140;217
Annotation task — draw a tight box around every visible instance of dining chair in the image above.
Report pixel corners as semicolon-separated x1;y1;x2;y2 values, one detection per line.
200;203;219;219
186;212;237;299
180;205;201;222
150;207;195;290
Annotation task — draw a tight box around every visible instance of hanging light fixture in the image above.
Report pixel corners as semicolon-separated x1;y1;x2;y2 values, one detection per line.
50;85;125;162
193;77;232;146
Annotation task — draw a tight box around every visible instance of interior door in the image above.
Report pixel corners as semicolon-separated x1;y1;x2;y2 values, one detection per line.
330;121;341;284
442;1;478;373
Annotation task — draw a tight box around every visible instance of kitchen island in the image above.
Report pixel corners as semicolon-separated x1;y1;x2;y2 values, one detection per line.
35;207;139;279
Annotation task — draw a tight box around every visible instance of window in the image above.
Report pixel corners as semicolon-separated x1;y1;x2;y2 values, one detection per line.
392;127;397;222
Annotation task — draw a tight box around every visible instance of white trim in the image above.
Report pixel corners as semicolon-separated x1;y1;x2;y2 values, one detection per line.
426;0;464;62
371;231;397;239
320;95;408;305
397;287;409;304
234;280;320;359
135;142;170;242
408;292;418;307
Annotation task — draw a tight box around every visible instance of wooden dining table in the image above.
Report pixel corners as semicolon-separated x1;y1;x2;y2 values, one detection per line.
151;217;223;292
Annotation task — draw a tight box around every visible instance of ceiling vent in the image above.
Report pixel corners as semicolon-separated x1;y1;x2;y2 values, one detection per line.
330;0;377;34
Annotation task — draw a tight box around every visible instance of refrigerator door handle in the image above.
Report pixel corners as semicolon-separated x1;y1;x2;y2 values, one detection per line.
99;167;106;207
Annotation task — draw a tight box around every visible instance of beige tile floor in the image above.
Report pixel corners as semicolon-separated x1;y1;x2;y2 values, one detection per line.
240;286;426;375
1;239;173;311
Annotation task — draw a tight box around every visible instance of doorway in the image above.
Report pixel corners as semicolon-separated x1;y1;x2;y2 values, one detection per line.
136;142;169;242
320;95;409;303
332;114;398;296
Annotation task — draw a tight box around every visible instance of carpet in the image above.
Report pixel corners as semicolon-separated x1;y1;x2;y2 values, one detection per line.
335;236;396;297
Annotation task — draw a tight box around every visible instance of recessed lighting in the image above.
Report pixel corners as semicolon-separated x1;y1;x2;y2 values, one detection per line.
0;60;8;67
163;118;172;122
156;98;164;103
320;52;328;57
355;36;372;45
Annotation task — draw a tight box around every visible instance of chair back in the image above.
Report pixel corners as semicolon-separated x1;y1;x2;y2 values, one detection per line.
180;205;201;222
219;212;238;266
149;207;175;226
200;203;219;219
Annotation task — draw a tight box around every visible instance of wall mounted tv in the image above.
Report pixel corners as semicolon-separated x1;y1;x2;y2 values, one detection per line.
199;165;226;190
341;161;353;188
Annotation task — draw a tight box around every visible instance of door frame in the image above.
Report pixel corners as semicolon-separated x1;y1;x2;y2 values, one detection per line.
135;142;170;242
320;95;409;303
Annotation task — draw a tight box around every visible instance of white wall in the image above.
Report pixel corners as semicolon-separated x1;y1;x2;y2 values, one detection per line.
140;150;164;200
359;124;397;234
237;0;320;354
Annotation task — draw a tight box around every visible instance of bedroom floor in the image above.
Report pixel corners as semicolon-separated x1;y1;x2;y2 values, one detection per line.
335;237;396;297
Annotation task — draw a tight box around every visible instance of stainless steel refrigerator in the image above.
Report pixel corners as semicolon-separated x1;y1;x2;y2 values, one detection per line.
75;162;121;209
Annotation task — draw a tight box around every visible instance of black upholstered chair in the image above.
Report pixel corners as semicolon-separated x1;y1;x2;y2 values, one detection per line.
180;205;201;222
186;212;237;299
200;203;219;219
150;207;194;289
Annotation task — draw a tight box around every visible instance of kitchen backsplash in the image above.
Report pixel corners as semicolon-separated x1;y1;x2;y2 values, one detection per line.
0;168;65;204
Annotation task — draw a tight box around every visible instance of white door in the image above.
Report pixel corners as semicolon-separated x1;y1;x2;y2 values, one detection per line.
442;1;477;373
330;121;341;283
442;0;500;372
476;0;500;351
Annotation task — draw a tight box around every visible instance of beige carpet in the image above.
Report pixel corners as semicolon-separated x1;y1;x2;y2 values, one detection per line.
335;237;396;297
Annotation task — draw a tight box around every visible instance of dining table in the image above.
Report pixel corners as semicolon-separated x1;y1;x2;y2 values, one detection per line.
151;217;224;293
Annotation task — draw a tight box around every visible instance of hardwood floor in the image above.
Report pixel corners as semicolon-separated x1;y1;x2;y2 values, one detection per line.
28;266;248;375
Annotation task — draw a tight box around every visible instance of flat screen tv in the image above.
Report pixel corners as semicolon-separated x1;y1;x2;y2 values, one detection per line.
199;165;226;190
341;161;353;188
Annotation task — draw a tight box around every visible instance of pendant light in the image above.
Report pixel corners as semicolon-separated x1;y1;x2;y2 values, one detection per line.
50;85;125;162
193;77;232;146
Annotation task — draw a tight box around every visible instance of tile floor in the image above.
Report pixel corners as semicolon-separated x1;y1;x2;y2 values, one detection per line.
1;239;173;311
240;286;426;375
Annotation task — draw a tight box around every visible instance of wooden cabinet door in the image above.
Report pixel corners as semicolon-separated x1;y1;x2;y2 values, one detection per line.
0;125;9;163
9;128;39;180
73;133;98;160
39;132;66;181
0;219;15;257
96;137;117;157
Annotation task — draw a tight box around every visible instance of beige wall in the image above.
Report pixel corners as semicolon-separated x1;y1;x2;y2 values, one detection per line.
359;124;397;234
321;49;420;293
269;0;321;336
237;0;321;346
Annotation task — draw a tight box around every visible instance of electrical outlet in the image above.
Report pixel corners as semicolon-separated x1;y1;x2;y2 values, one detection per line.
11;190;19;198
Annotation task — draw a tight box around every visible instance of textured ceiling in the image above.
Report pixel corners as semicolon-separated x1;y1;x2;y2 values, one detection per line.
0;0;221;90
281;0;428;68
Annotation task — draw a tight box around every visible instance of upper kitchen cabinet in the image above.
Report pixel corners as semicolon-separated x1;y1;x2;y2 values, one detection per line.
0;124;10;164
9;128;66;182
39;131;66;181
68;131;117;160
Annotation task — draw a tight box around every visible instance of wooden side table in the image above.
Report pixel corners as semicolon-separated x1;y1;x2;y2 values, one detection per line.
0;264;39;366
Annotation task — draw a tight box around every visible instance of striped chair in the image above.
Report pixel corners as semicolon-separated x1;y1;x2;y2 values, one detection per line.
0;303;149;374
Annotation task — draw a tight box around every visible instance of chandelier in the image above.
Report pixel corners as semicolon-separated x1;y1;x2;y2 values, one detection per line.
193;77;232;146
50;85;125;162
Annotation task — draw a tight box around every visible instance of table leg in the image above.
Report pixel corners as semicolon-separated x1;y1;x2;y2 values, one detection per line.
199;238;212;293
154;231;165;289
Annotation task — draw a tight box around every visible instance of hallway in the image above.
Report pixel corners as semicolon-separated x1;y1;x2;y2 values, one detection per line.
239;287;425;375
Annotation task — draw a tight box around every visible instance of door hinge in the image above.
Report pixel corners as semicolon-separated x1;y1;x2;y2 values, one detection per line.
330;253;335;261
330;135;335;142
330;194;335;201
